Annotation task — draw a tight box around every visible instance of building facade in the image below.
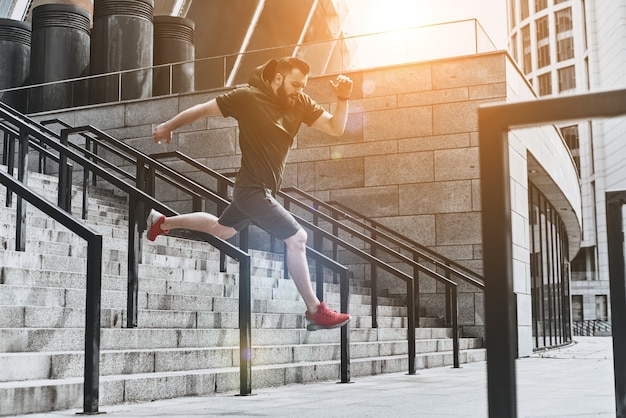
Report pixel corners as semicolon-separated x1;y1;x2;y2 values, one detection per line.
508;0;626;330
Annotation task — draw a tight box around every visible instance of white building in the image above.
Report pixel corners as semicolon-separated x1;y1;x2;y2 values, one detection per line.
508;0;626;330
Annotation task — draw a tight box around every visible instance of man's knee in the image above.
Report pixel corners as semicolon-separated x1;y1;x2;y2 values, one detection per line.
213;221;237;240
284;228;307;249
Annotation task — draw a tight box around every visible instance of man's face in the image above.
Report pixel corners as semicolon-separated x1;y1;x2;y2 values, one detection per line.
276;69;307;107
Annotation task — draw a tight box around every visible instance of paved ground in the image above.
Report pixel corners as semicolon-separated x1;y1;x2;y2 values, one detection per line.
14;337;615;417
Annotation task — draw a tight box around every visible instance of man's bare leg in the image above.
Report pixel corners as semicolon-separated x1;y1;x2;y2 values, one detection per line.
147;210;236;241
283;228;320;314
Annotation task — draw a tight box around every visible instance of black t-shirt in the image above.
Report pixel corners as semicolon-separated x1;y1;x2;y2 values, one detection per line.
216;86;324;193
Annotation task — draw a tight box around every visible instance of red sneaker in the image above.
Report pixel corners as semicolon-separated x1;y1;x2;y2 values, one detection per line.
146;209;169;241
305;302;350;331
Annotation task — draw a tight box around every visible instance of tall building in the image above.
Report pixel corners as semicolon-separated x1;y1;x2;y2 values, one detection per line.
508;0;626;328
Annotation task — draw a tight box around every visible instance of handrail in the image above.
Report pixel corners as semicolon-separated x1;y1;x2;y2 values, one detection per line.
325;198;485;286
0;170;103;413
0;102;252;407
150;151;467;372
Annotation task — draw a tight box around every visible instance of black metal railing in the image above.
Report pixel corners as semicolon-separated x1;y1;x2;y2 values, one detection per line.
573;320;612;336
478;88;626;417
151;150;468;372
0;170;103;413
9;111;354;385
0;102;252;410
325;199;485;286
286;188;485;324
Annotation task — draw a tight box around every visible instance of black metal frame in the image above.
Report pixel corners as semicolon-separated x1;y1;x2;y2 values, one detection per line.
0;170;103;412
478;88;626;417
0;103;253;411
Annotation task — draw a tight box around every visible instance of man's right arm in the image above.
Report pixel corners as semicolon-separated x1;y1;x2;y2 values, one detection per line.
153;98;223;144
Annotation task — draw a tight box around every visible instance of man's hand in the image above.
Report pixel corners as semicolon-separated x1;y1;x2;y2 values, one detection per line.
153;122;172;145
330;75;353;101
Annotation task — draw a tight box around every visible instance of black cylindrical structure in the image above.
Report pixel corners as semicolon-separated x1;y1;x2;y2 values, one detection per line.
90;0;154;103
0;19;31;112
28;4;91;113
153;15;195;96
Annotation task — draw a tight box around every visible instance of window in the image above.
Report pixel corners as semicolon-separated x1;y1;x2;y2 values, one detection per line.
556;8;573;33
561;125;580;175
572;295;583;321
538;73;552;96
536;16;549;41
522;25;532;74
535;0;547;11
511;33;519;65
596;295;608;321
557;37;574;61
529;183;572;348
521;0;530;20
555;0;568;3
558;65;576;91
538;45;551;68
510;0;517;29
570;246;597;281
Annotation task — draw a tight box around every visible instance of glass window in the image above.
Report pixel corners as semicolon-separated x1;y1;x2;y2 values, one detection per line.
561;125;580;175
510;0;517;29
555;0;568;4
572;295;583;321
536;16;549;41
522;25;532;74
529;182;571;349
535;0;548;11
538;73;552;96
596;295;608;321
556;8;573;33
557;37;574;61
558;65;576;91
538;45;551;68
521;0;530;20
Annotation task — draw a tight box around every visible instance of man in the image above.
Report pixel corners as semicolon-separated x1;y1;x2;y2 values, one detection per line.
149;57;353;330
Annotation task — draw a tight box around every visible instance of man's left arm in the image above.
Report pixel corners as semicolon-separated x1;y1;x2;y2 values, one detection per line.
311;75;353;136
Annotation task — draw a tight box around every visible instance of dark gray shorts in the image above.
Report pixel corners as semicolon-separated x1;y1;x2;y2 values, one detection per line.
218;186;301;240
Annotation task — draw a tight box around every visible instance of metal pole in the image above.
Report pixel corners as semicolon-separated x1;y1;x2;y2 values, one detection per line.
606;191;626;417
340;269;351;383
83;235;103;413
478;115;517;418
406;279;416;375
16;128;28;252
239;254;253;395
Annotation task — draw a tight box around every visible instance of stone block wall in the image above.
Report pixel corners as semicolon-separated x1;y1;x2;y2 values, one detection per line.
36;52;518;338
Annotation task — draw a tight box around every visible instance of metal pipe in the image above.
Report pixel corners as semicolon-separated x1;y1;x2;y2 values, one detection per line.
606;191;626;417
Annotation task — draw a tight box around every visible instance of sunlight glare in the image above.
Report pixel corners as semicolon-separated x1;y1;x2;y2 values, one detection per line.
346;0;432;35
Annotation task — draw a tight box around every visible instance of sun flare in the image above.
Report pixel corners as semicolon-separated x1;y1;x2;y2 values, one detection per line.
346;0;432;36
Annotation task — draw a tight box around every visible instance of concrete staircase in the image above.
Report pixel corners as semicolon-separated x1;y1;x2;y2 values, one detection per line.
0;170;485;416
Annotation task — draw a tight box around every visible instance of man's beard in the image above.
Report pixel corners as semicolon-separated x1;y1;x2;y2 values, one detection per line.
277;83;298;107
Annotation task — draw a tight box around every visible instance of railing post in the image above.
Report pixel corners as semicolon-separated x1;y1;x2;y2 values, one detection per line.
83;235;103;413
313;211;324;301
126;158;147;328
406;279;416;375
339;268;351;383
239;254;253;395
58;129;71;212
5;131;15;208
16;128;28;252
605;191;626;417
371;230;379;328
412;253;420;328
479;111;517;418
452;286;460;368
